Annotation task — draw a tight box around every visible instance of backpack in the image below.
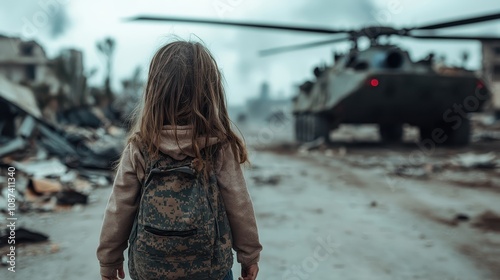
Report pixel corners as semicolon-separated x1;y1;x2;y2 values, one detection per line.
127;144;233;280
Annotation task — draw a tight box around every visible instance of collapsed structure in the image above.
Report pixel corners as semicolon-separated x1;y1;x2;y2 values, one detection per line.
0;35;135;225
482;41;500;118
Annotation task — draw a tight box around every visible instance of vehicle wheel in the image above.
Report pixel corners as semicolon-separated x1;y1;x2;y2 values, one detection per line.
495;110;500;121
295;114;330;143
443;117;470;146
294;115;304;142
304;114;315;142
419;126;433;142
313;114;330;143
294;115;301;142
379;124;403;143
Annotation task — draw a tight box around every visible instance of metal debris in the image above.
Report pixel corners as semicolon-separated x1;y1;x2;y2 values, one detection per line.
450;152;497;169
252;175;282;186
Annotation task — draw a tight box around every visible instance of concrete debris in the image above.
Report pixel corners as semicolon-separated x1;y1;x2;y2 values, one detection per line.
298;137;325;153
324;146;347;157
252;175;282;186
391;163;440;179
29;179;63;194
0;138;27;158
56;190;88;206
450;152;497;169
0;75;42;118
0;72;120;215
0;227;49;247
471;114;500;128
454;213;470;222
60;107;106;128
473;130;500;142
18;115;37;139
393;165;430;178
472;211;500;233
12;158;68;178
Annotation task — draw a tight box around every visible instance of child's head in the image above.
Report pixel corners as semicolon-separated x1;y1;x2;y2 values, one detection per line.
129;40;247;164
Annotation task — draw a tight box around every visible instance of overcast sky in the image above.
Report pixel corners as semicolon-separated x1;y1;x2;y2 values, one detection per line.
1;0;500;105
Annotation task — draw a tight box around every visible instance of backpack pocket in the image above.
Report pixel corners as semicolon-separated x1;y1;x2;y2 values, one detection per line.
144;226;197;237
136;224;212;261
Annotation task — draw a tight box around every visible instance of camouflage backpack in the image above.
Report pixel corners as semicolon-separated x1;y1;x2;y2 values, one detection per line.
128;145;233;280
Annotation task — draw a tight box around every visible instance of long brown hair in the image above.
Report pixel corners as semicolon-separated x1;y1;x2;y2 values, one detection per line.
125;40;247;166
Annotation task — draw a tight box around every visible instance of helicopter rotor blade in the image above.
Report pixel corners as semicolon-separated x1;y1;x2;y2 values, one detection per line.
128;16;350;34
413;11;500;30
259;36;351;56
408;34;500;41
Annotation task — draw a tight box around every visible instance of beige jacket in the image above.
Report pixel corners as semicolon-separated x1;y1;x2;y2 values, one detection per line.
96;125;262;276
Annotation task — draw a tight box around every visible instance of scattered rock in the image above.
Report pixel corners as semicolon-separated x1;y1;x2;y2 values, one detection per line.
450;152;497;169
29;178;63;194
252;175;281;186
472;211;500;233
0;227;49;247
49;243;60;254
310;208;323;214
338;146;347;157
298;137;325;153
454;213;470;222
392;165;431;179
56;190;88;206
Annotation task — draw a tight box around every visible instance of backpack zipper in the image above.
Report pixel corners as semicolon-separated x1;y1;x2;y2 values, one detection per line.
145;165;195;186
205;190;221;239
144;226;197;237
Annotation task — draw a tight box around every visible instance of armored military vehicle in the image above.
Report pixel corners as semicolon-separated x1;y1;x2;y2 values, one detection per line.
292;44;489;145
130;10;500;145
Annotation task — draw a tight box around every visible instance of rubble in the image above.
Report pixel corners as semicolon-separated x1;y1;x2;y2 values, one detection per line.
392;163;436;179
0;74;42;118
251;175;282;186
29;178;63;194
12;158;67;178
298;137;326;153
454;213;470;222
0;227;49;247
0;72;123;215
472;211;500;233
0;138;27;158
56;190;88;206
450;152;497;169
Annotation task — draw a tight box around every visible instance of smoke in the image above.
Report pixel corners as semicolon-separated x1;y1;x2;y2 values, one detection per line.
48;6;71;38
0;0;71;39
223;0;377;103
290;0;377;28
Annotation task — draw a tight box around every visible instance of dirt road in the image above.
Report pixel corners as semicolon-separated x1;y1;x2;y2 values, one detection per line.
251;148;500;280
5;128;500;280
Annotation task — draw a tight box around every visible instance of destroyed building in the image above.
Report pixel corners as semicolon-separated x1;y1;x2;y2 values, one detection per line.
245;82;291;122
482;41;500;118
0;35;50;85
0;35;126;217
0;35;90;115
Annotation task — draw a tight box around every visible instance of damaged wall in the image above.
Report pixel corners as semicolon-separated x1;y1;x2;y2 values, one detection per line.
0;35;49;85
0;74;42;118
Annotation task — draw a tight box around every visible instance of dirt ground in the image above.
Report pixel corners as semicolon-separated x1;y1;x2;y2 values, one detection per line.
4;124;500;280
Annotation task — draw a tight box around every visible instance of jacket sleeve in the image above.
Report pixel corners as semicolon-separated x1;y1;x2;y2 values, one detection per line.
216;144;263;268
96;142;146;277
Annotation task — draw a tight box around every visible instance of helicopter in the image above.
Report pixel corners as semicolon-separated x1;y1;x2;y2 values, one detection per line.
129;10;500;145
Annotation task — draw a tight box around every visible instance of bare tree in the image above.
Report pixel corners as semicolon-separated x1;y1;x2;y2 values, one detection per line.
96;37;116;99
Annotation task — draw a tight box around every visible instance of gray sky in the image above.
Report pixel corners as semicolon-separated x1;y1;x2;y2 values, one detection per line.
1;0;500;105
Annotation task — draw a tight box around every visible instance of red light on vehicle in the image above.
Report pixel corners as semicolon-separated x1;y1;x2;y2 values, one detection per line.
477;80;484;89
370;78;379;87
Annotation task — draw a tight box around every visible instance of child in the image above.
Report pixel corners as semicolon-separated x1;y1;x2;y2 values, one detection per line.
96;40;262;280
